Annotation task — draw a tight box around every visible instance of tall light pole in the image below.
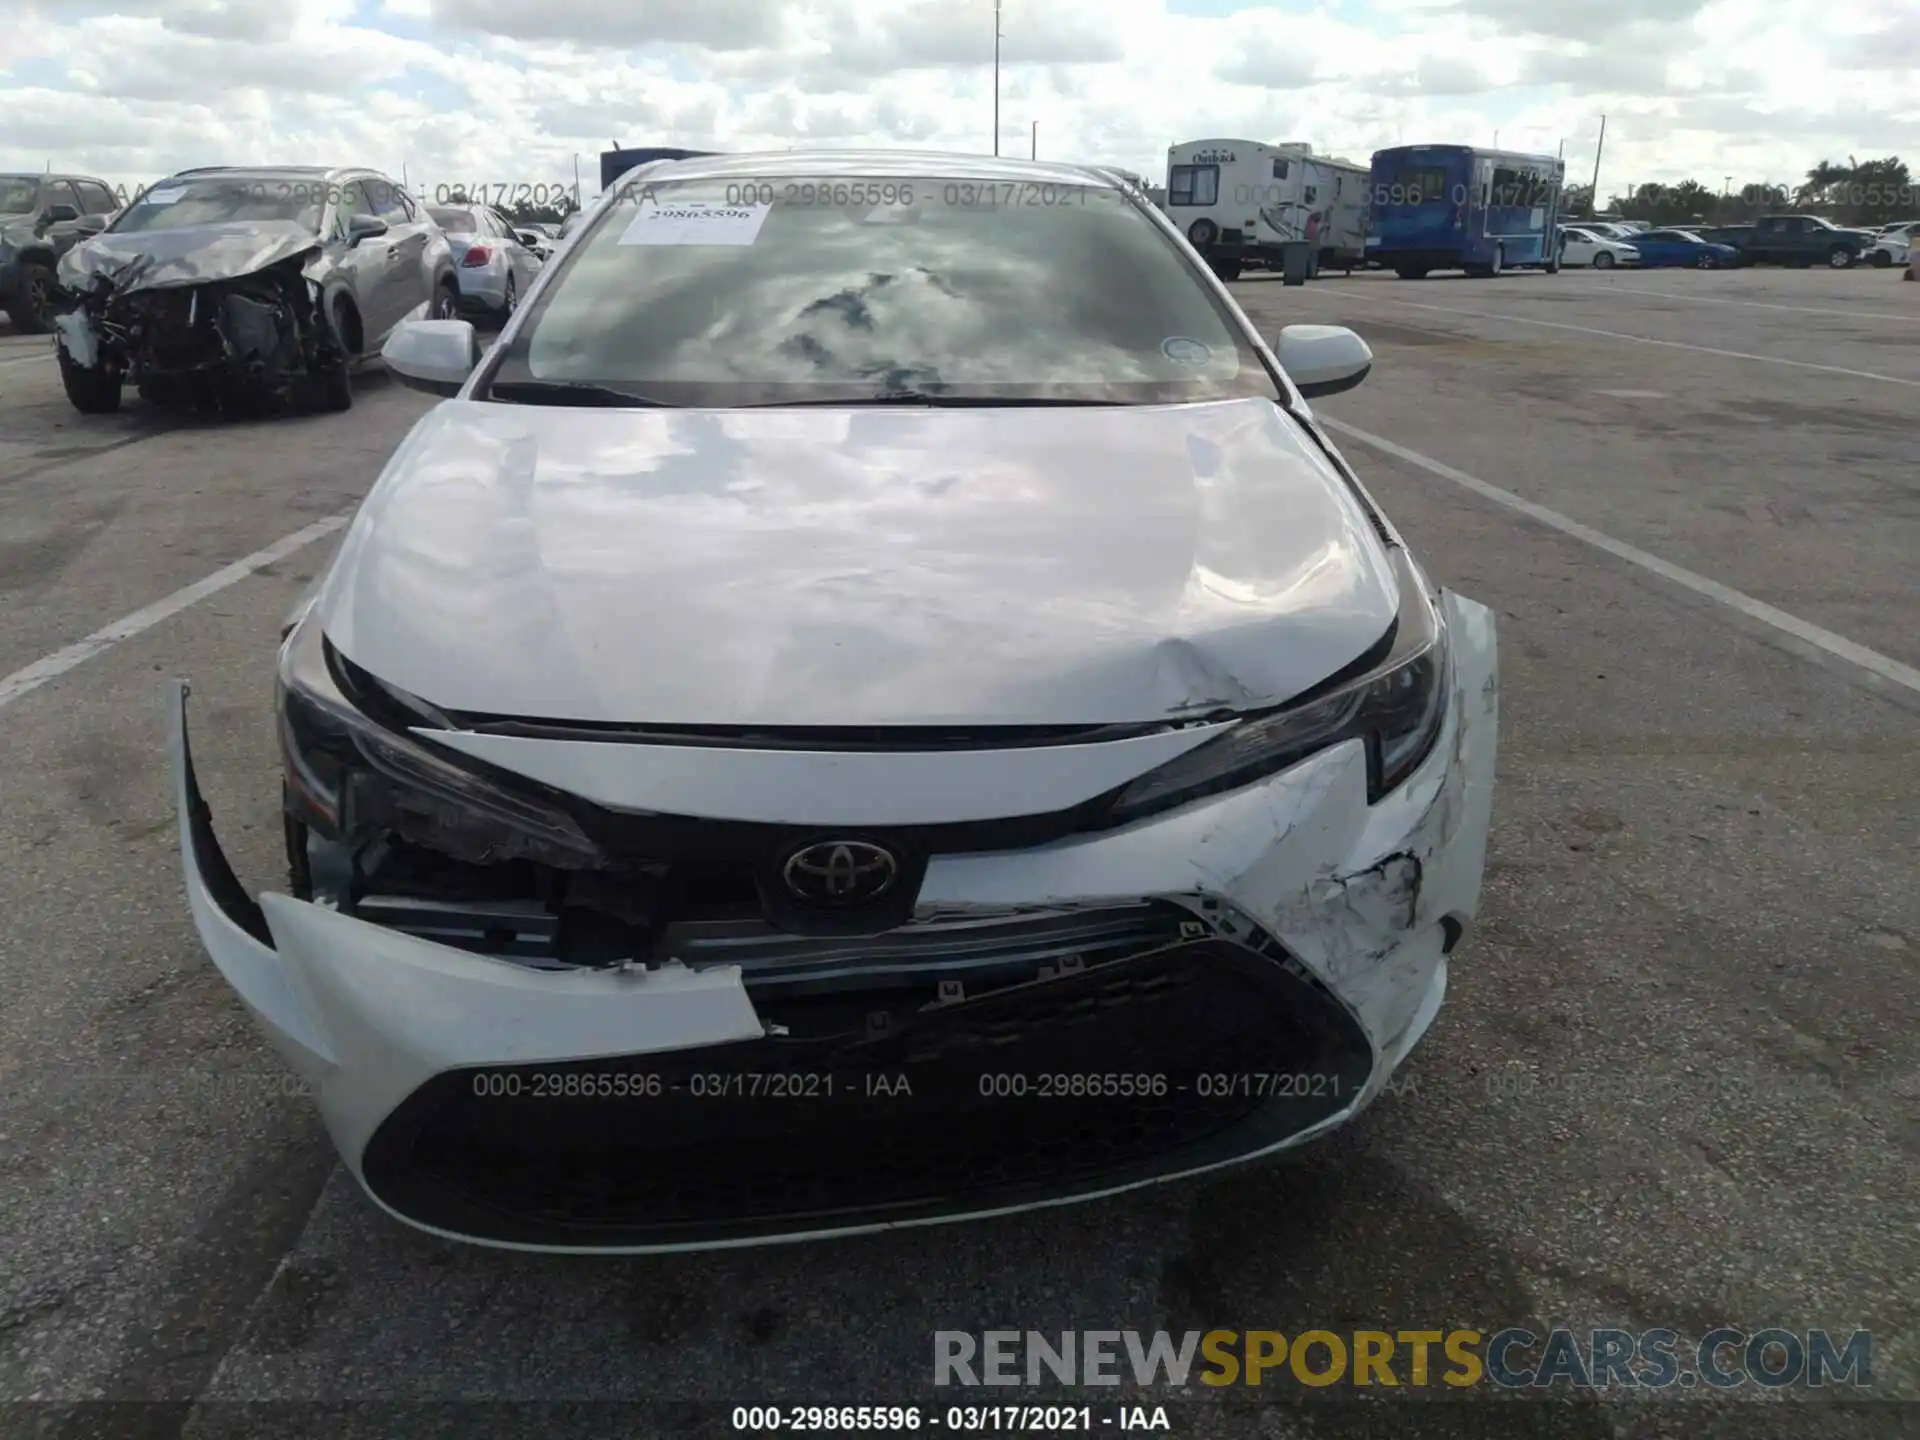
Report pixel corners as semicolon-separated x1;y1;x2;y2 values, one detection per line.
1590;113;1606;209
992;0;1003;157
1031;120;1037;159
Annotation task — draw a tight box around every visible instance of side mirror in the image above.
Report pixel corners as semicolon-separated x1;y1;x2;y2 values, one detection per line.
382;318;478;397
42;203;81;225
1276;324;1372;399
346;213;389;245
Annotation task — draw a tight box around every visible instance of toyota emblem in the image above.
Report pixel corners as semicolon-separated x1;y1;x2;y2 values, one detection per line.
781;840;900;906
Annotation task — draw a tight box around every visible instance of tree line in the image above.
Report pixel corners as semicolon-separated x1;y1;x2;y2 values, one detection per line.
1561;156;1914;226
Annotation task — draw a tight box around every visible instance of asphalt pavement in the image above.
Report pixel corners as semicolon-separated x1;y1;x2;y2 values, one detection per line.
0;266;1914;1439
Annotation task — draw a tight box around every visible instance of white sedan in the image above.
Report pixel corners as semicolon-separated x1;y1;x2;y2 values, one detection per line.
427;202;542;317
1864;221;1917;269
1559;225;1641;269
171;150;1498;1253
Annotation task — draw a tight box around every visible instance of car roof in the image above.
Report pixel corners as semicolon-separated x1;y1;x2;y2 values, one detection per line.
162;165;369;181
618;149;1126;191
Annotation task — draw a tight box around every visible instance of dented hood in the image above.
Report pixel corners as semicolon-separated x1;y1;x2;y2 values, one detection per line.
316;397;1402;726
57;221;322;294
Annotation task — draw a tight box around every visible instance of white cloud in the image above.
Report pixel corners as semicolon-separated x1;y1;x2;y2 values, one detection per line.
0;0;1910;202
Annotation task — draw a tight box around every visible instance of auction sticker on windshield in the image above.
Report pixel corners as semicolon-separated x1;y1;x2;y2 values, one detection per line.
142;186;186;205
619;202;772;247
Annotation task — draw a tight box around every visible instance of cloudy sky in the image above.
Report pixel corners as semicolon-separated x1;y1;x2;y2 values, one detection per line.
3;0;1916;202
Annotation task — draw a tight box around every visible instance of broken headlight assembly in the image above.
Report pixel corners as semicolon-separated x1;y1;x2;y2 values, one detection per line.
277;617;605;869
1107;547;1449;824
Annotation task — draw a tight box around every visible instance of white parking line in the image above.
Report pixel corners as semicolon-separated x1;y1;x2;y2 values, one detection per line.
1319;416;1920;700
0;513;349;711
0;348;51;368
1330;293;1920;388
1593;285;1913;322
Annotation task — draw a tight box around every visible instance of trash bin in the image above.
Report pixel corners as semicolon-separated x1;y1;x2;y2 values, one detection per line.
1281;241;1312;286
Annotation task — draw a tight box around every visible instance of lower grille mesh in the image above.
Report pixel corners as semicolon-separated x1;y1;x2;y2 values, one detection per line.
362;934;1373;1247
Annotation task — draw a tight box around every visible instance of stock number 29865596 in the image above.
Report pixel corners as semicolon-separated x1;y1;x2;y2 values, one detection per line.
724;182;917;207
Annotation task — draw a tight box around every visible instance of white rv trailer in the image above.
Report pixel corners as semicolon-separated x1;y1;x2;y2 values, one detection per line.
1164;139;1370;279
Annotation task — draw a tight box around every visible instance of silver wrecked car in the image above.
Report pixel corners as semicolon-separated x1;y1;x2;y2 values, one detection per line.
54;166;458;415
173;150;1498;1252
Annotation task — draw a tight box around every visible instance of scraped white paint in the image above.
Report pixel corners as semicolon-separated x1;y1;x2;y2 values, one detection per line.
1593;388;1667;398
0;512;350;710
1331;293;1920;388
1319;417;1920;698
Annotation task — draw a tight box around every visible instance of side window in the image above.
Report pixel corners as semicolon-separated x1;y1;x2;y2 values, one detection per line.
1303;185;1317;203
76;181;117;214
41;179;82;218
370;177;410;221
338;179;377;219
1785;217;1807;234
1168;165;1218;206
331;179;376;238
1272;158;1289;180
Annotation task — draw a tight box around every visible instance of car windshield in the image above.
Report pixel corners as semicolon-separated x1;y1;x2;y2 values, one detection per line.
112;177;323;234
430;206;483;232
483;171;1281;407
0;178;40;214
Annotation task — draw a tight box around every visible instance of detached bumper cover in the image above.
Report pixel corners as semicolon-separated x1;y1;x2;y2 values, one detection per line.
171;593;1497;1252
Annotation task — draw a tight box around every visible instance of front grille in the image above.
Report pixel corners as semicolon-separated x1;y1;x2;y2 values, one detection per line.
360;935;1374;1248
656;901;1204;996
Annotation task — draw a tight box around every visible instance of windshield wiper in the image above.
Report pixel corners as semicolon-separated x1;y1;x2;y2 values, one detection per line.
486;380;679;407
736;392;1125;408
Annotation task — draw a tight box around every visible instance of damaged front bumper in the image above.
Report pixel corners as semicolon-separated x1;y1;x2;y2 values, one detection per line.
171;595;1497;1253
56;259;344;409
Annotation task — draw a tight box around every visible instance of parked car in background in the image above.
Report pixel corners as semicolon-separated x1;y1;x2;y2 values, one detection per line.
512;226;556;263
428;202;542;318
0;172;121;331
1693;224;1755;261
1563;220;1635;242
1743;215;1878;268
1622;228;1742;269
1558;225;1640;268
1863;220;1918;268
55;166;457;415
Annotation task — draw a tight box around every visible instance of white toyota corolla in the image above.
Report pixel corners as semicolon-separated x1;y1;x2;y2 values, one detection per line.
171;151;1498;1252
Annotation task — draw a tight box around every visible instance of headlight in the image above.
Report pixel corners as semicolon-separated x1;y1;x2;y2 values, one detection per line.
1106;547;1449;825
277;618;604;868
